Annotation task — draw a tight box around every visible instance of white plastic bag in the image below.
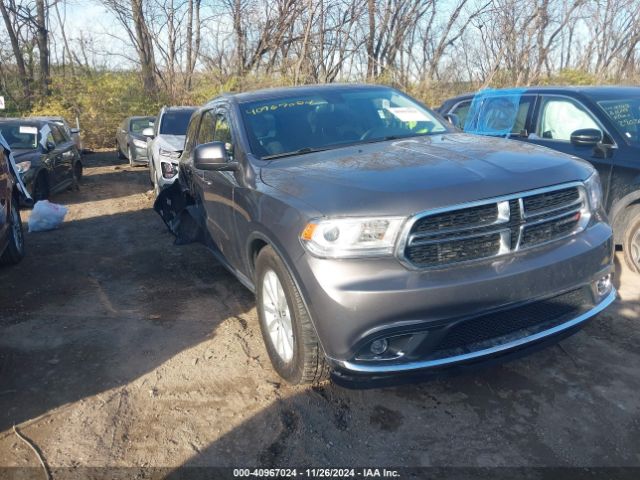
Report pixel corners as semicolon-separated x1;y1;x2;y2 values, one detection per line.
28;200;68;232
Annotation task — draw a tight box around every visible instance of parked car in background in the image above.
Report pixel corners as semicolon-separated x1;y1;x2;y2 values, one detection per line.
437;86;640;272
144;106;196;195
0;118;83;201
116;115;155;166
0;134;27;265
155;84;614;385
31;116;83;153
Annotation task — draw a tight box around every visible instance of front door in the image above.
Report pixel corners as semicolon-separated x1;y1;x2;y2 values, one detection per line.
49;124;74;188
191;107;242;270
523;95;616;207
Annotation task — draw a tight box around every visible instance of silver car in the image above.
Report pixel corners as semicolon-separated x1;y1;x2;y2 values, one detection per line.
156;84;615;385
144;106;196;195
116;116;155;165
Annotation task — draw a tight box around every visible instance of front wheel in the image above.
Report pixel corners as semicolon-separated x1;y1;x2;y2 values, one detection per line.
116;142;125;159
623;205;640;273
32;173;49;202
1;201;25;265
255;245;329;384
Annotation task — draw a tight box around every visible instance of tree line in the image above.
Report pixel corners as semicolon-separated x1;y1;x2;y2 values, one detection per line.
0;0;638;146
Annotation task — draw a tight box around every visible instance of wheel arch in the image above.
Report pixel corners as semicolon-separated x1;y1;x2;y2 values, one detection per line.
246;231;329;360
610;190;640;245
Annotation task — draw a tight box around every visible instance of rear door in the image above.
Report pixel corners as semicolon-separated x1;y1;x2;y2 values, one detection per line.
523;94;616;205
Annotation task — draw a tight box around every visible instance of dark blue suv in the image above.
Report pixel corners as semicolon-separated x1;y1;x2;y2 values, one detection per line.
438;86;640;272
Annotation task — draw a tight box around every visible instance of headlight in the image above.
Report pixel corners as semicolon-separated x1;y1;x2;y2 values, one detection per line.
159;148;181;159
584;171;603;212
15;161;31;174
160;161;178;178
133;139;146;148
300;217;405;258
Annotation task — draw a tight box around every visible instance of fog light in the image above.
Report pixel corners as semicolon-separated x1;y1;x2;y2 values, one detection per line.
370;338;388;355
595;274;612;297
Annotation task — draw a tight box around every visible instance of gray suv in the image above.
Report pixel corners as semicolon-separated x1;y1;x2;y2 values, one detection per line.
155;84;615;385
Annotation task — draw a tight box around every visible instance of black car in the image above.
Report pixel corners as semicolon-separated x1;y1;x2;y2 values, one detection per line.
116;115;155;165
438;86;640;272
0;118;83;201
0;134;27;265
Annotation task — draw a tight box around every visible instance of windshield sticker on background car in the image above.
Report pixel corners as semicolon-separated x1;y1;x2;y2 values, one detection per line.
245;99;326;116
386;107;430;123
19;126;38;135
599;99;640;143
463;88;527;137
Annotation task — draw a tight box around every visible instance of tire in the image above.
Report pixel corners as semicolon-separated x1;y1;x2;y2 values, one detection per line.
73;161;83;186
149;158;156;187
1;200;25;265
117;141;125;159
32;173;49;202
623;205;640;273
255;245;330;384
128;146;135;166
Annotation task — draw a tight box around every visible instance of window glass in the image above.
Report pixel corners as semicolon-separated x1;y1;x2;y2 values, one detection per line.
598;98;640;146
537;97;600;141
213;114;234;159
51;124;66;144
465;95;533;135
160;109;196;135
130;117;154;134
240;87;447;159
183;114;200;155
196;111;216;145
0;123;39;149
452;101;471;127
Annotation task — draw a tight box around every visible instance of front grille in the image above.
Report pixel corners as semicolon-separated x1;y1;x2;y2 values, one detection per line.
430;288;590;358
402;184;587;268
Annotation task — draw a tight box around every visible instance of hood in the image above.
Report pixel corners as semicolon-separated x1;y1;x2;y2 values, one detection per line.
259;133;595;217
156;134;185;151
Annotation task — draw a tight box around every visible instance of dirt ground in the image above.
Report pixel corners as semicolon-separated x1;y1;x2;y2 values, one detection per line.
0;152;639;473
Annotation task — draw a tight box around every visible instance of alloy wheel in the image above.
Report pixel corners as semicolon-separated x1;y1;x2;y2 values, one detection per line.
631;226;640;271
262;269;294;362
11;205;24;254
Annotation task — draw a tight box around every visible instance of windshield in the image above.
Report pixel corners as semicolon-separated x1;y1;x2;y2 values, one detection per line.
160;110;194;135
0;123;39;150
598;99;640;146
240;88;448;159
130;117;154;134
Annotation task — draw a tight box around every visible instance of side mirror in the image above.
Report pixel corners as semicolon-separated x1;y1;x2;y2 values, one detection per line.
193;142;238;171
443;113;461;129
142;127;154;138
45;141;55;152
70;128;80;134
570;128;603;146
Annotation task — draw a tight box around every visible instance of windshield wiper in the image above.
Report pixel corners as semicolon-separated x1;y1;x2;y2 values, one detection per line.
263;146;332;160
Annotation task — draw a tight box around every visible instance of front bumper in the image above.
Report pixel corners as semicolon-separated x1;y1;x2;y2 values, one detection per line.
293;221;614;375
332;288;615;378
130;145;149;163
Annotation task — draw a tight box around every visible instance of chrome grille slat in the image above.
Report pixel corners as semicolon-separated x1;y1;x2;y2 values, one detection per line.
398;183;589;269
524;198;583;219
